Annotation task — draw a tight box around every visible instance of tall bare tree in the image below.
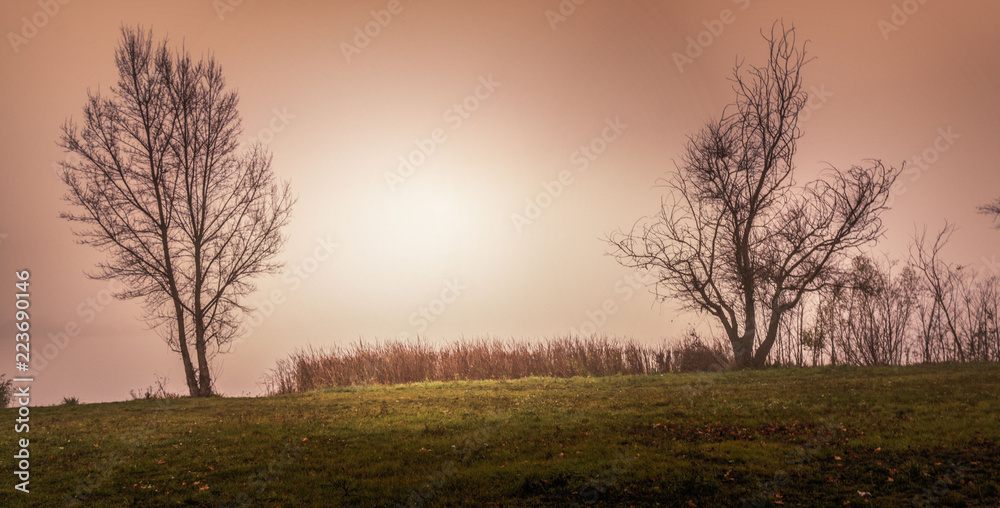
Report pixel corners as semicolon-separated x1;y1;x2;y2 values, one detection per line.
609;23;899;368
58;27;294;396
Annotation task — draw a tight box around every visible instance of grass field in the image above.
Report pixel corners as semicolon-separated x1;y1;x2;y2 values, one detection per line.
3;363;999;506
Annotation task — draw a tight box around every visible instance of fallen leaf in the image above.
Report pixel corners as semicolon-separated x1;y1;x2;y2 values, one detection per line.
158;459;166;465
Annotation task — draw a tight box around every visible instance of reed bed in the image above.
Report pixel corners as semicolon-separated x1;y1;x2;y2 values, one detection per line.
262;335;731;395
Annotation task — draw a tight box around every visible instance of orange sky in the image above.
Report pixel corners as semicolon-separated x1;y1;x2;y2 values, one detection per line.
2;0;999;405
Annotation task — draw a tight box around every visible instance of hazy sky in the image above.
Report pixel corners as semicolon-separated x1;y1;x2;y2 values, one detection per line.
2;0;998;405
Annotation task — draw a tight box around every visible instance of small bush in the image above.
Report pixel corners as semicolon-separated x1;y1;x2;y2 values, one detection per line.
130;375;181;400
0;374;12;408
671;330;732;373
62;396;80;405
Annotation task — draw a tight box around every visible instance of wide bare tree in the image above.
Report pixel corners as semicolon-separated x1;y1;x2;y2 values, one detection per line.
609;23;899;368
58;27;294;396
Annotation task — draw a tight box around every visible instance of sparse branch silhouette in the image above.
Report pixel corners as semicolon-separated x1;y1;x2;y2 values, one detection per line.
907;224;1000;363
58;26;295;397
979;198;1000;227
608;22;900;368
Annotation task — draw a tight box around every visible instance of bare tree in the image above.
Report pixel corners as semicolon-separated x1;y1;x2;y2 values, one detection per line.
911;224;1000;363
910;224;965;362
58;27;294;397
820;256;917;366
608;22;899;368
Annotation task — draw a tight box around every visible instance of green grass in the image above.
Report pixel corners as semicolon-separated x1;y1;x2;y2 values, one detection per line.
3;363;999;506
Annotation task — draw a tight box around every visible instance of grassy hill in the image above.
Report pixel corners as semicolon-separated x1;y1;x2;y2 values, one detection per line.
3;363;999;506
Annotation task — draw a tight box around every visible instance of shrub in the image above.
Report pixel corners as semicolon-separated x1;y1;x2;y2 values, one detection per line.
62;396;80;405
129;375;181;400
0;374;11;408
672;330;732;373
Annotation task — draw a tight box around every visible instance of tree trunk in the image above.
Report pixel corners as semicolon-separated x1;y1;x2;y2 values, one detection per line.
730;332;755;369
160;205;199;396
752;309;784;368
194;322;212;397
193;235;213;397
173;302;199;396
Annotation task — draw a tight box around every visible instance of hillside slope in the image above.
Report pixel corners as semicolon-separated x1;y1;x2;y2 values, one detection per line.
3;363;999;506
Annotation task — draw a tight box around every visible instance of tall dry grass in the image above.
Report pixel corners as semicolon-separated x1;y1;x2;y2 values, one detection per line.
262;335;732;395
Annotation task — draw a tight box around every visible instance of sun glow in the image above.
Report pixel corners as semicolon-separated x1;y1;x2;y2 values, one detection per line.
367;184;472;266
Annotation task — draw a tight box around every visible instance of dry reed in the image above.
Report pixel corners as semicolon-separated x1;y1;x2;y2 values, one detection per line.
262;335;731;395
